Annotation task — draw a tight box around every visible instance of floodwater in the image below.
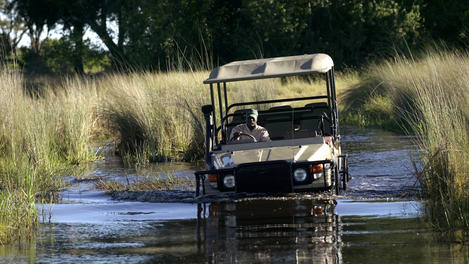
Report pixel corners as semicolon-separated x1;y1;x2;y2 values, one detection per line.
1;127;468;263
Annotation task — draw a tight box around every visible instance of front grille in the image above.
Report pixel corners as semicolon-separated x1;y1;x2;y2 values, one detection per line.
236;161;293;193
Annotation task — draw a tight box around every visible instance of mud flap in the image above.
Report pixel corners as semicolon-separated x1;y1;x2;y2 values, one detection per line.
338;155;350;191
334;165;340;195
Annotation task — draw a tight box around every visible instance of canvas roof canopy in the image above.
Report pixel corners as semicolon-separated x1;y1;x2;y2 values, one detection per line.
204;53;334;84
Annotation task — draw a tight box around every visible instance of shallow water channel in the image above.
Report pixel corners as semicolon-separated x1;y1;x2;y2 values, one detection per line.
2;127;468;263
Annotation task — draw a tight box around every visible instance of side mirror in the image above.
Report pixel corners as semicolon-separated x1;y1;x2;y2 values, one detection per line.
201;105;214;117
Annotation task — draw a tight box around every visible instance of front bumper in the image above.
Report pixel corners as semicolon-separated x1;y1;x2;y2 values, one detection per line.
194;160;334;195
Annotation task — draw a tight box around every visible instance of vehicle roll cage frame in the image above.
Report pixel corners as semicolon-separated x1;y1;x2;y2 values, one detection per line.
205;67;340;149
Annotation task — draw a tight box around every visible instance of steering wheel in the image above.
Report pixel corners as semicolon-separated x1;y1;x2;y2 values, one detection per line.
229;132;257;143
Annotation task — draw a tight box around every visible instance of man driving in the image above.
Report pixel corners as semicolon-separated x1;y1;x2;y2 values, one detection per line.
229;109;270;143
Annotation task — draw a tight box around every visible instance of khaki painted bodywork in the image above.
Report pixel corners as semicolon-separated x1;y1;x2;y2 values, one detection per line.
211;137;337;169
205;137;339;193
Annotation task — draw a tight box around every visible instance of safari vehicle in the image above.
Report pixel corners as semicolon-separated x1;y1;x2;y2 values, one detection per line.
194;54;350;195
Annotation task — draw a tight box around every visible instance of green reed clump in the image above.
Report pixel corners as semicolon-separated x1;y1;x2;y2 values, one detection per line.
96;174;193;191
359;49;469;238
0;71;98;244
101;71;208;165
340;71;402;130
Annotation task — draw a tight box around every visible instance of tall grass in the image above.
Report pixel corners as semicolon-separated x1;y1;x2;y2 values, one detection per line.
350;49;469;238
0;70;98;244
100;71;208;165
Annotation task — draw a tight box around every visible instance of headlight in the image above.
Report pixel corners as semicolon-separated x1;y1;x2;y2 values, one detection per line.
293;168;308;182
223;174;235;188
313;172;322;180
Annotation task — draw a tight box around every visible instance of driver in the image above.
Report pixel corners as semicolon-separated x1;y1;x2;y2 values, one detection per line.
229;109;270;142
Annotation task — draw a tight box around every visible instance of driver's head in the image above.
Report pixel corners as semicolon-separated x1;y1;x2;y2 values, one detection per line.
246;109;258;129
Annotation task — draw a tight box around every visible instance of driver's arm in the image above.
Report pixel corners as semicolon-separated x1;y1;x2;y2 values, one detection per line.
231;132;241;141
229;127;241;141
259;129;270;142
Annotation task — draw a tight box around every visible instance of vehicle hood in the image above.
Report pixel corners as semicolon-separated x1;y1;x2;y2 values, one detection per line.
212;143;332;169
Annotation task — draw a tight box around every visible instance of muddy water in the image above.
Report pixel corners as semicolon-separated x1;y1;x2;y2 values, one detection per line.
1;127;468;263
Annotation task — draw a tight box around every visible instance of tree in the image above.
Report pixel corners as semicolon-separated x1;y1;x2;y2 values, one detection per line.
9;0;60;54
8;0;427;71
10;0;128;71
0;0;26;59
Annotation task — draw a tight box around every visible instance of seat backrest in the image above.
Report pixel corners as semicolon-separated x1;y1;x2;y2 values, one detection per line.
262;106;293;140
230;109;248;124
296;102;332;137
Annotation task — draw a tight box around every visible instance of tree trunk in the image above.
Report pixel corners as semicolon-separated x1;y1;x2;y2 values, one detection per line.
28;23;43;54
71;22;84;74
88;19;130;70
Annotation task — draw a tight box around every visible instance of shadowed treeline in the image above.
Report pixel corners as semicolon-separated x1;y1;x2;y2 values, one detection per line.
1;0;468;74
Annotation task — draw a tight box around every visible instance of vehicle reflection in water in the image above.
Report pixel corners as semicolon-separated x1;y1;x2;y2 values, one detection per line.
196;198;341;263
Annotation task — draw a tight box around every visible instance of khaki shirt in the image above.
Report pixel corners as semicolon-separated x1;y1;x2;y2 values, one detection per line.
229;124;270;142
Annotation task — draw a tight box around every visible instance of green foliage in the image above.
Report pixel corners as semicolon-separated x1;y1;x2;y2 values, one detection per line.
18;47;51;74
40;38;110;74
421;0;469;45
41;38;74;74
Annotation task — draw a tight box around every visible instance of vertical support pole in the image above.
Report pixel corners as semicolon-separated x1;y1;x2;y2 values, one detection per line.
223;82;228;115
326;72;331;108
326;71;333;137
210;84;218;145
202;105;213;166
331;67;339;136
217;83;224;142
